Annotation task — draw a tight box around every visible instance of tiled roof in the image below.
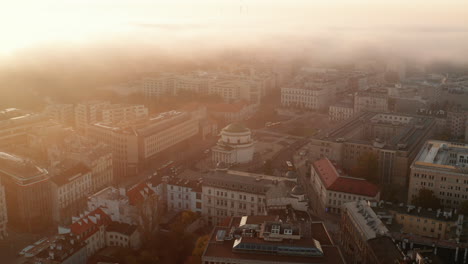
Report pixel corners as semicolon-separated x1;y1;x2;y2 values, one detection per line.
313;158;379;197
70;208;111;241
127;181;156;206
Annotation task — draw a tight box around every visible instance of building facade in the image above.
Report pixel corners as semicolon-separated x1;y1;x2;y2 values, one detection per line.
211;123;255;165
329;103;354;121
74;101;110;134
353;91;390;113
281;87;331;110
310;158;380;214
0;178;7;239
0;108;47;147
447;108;468;139
44;104;75;126
165;177;203;213
408;140;468;209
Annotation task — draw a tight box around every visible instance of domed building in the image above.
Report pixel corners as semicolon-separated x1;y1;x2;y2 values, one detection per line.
211;123;254;165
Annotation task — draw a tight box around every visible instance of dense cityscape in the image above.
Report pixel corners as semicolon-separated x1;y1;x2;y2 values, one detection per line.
1;1;468;264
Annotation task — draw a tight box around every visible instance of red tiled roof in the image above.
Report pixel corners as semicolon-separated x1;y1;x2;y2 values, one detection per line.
70;207;111;240
313;158;379;197
127;181;156;206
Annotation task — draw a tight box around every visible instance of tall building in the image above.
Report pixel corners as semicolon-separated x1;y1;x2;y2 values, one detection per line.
0;152;53;232
211;123;255;166
0;108;46;147
89;110;198;178
202;215;346;264
446;107;468;139
0;178;7;239
44;104;75;126
74;101;110;134
408;140;468;209
50;163;93;225
310;158;380;214
281;86;331;110
308;112;436;186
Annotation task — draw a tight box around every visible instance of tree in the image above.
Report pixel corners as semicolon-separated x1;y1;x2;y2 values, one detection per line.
189;235;210;264
411;188;441;209
459;200;468;215
351;152;379;184
137;193;162;243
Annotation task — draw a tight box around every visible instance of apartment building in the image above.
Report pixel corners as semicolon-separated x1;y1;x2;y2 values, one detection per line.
340;201;404;264
106;222;141;249
447;107;468;139
44;104;75;126
28;234;87;264
50;163;93;225
165;177;203;213
354;91;390;113
101;104;148;123
0;152;53;232
281;87;331;110
202;215;346;264
70;208;111;257
0;178;7;239
74;101;110;134
308;112;436;186
408;140;468;209
310;158;380;214
89;110;198;178
329;102;354;121
0;108;47;147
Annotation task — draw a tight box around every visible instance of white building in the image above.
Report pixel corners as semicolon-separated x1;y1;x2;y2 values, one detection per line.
211;123;254;165
74;101;110;134
0;178;7;239
106;222;141;249
329;103;355;122
310;158;380;214
70;208;110;257
281;87;331;110
50;163;93;225
165;177;203;213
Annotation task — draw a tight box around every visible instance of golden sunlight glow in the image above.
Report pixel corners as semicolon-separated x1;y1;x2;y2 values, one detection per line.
0;0;467;55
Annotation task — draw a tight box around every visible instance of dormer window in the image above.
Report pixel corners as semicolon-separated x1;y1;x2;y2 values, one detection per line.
284;229;293;235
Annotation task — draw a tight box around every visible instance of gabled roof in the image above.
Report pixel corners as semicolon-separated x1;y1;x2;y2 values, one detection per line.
70;207;111;240
313;158;379;197
127;181;156;206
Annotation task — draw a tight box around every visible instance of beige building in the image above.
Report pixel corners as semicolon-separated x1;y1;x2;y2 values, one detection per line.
308;112;436;186
74;101;110;134
0;178;7;239
447;108;468;139
329;103;354;121
310;158;380;214
211;123;255;165
89;111;198;178
0;152;53;232
408;140;468;209
281;86;331;110
51;163;93;225
0;108;47;148
44;104;75;126
101;104;148;124
354;91;390;113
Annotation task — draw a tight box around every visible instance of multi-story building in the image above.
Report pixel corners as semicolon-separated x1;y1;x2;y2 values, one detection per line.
105;222;141;249
329;102;354;121
353;91;390;113
310;158;380;214
70;207;111;257
211;123;255;165
340;201;404;264
74;101;110;134
202;215;346;264
165;177;203;213
89;110;199;178
0;108;47;147
142;74;177;97
44;104;75;126
308;112;436;186
202;169;299;225
281;86;331;110
0;178;7;239
100;104;148;124
408;140;468;209
0;152;53;232
447;107;468;139
50;163;93;225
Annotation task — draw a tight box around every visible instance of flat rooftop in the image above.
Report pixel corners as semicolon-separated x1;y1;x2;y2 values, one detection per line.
413;140;468;174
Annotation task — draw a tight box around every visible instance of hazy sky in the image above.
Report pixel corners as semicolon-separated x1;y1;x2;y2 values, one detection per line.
1;0;468;62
